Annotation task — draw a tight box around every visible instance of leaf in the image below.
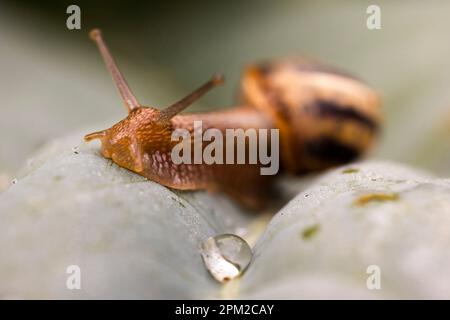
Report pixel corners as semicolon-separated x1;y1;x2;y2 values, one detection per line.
240;162;450;299
0;131;251;299
2;132;450;298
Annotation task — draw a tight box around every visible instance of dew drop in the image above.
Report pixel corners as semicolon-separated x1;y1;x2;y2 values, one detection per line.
200;234;252;283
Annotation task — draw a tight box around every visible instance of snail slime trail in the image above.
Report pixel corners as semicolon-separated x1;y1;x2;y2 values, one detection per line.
85;29;381;208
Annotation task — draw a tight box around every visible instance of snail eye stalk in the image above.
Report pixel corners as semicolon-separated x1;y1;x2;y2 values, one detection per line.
158;74;224;122
90;28;140;113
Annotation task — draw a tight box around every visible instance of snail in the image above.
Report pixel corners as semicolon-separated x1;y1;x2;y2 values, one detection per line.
84;29;381;208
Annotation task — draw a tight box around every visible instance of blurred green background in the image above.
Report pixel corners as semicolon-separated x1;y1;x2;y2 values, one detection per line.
2;0;450;181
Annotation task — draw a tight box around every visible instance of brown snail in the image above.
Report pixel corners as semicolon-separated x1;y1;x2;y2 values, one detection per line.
84;29;381;208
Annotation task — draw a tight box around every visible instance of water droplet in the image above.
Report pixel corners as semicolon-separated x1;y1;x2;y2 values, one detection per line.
11;178;18;185
200;234;252;283
72;146;79;154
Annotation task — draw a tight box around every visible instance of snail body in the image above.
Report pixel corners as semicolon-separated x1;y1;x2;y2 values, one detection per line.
85;29;381;208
